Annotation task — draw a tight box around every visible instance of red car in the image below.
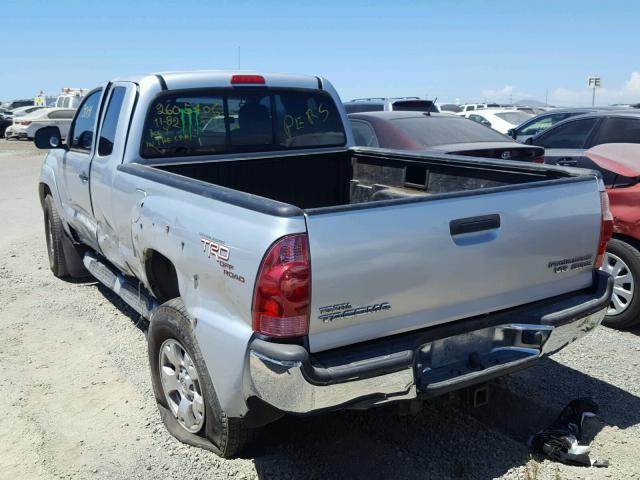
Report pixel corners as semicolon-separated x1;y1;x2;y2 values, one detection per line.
587;143;640;328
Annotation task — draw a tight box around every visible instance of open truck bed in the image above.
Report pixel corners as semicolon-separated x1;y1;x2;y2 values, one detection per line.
150;148;605;352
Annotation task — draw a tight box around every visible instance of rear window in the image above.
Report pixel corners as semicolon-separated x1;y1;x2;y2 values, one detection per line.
344;103;384;113
439;104;462;113
392;100;438;113
494;111;532;126
141;89;346;158
389;116;508;146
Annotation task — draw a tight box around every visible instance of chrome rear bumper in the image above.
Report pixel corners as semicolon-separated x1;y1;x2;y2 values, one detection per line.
246;272;611;415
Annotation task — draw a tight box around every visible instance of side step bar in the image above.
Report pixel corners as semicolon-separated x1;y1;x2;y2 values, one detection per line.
83;253;157;319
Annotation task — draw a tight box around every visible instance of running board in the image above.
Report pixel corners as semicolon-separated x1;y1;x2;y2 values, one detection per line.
83;253;157;319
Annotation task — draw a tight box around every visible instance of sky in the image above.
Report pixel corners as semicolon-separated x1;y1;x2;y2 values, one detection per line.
2;0;640;106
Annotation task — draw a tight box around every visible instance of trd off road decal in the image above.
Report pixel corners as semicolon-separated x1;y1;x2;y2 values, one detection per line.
200;236;245;284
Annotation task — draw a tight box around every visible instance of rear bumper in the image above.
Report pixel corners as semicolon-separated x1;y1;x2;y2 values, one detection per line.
246;271;612;414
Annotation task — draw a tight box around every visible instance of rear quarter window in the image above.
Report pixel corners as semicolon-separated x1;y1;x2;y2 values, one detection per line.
141;89;346;158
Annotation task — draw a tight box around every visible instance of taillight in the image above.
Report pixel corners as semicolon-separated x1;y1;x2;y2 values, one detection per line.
252;234;310;337
595;189;614;269
230;74;265;85
532;156;545;164
20;121;32;126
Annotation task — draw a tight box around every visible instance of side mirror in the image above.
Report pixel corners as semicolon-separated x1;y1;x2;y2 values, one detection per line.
524;136;533;145
34;126;66;150
507;128;515;138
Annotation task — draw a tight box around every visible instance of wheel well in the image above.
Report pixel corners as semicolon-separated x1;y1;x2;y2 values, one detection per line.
612;233;640;251
145;250;180;303
39;183;52;207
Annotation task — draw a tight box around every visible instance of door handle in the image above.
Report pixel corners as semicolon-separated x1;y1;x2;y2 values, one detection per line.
450;214;501;235
557;158;578;167
78;172;89;182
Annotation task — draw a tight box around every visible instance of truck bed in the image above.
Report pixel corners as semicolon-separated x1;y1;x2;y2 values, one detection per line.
153;148;569;211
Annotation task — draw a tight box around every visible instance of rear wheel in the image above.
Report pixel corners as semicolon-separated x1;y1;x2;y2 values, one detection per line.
43;194;69;278
148;298;252;457
601;238;640;328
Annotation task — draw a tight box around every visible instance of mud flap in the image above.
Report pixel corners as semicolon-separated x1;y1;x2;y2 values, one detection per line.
61;233;89;278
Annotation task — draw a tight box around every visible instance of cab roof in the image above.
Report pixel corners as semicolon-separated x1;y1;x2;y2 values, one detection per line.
111;70;323;91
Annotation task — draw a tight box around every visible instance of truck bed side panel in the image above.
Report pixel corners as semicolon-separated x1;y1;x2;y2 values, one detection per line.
113;168;307;416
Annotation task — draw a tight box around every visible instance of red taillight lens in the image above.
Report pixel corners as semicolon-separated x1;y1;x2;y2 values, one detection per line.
595;190;614;269
532;156;545;164
20;121;32;126
252;234;310;337
230;74;266;85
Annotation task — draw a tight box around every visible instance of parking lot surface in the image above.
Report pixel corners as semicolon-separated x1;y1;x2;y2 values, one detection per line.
1;139;640;480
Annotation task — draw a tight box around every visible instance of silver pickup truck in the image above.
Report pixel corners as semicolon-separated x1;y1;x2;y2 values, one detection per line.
35;71;613;457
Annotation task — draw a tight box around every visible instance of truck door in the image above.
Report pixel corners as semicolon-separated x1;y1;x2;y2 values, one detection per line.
90;82;137;272
60;88;103;251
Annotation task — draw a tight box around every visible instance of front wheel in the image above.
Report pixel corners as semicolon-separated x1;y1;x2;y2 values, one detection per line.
43;194;69;278
601;238;640;328
148;298;252;457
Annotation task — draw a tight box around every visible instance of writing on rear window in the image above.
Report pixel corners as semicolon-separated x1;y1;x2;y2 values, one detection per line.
141;90;346;158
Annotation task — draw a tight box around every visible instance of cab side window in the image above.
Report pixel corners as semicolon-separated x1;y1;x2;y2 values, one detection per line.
520;113;567;136
69;90;102;152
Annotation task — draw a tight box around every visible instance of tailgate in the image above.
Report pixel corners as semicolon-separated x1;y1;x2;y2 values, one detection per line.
305;178;602;352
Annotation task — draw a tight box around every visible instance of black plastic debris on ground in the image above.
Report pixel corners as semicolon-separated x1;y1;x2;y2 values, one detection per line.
529;397;609;467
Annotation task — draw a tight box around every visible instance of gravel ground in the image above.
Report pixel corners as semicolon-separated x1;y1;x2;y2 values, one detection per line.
1;139;640;480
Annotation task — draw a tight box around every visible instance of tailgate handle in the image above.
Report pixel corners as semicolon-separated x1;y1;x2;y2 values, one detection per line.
450;214;500;235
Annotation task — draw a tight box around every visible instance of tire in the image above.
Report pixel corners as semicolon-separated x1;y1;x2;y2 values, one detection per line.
602;238;640;328
43;194;69;278
148;298;251;457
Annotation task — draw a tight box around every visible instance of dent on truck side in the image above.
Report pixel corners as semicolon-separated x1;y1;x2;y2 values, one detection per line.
127;177;307;417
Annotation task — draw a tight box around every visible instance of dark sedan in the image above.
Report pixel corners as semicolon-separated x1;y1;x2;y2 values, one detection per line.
529;110;640;184
0;109;12;138
349;111;544;162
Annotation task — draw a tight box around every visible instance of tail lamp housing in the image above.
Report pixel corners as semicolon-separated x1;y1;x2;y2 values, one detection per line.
595;189;614;269
252;234;310;338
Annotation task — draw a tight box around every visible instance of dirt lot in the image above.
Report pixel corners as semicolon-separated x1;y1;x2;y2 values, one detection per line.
1;139;640;480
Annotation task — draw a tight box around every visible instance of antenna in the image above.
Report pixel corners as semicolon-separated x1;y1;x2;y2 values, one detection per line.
237;46;241;70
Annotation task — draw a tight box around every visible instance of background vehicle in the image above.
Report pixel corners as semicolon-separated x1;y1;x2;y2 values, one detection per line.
464;109;533;134
11;105;45;118
5;108;75;140
508;108;599;142
530;111;640;183
54;88;88;109
35;70;611;458
514;106;547;115
344;97;439;113
349;111;545;162
457;103;488;113
437;103;463;114
0;110;12;137
6;99;33;109
587;143;640;328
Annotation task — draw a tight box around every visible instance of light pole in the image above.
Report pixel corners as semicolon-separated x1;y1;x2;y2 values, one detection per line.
588;76;601;107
